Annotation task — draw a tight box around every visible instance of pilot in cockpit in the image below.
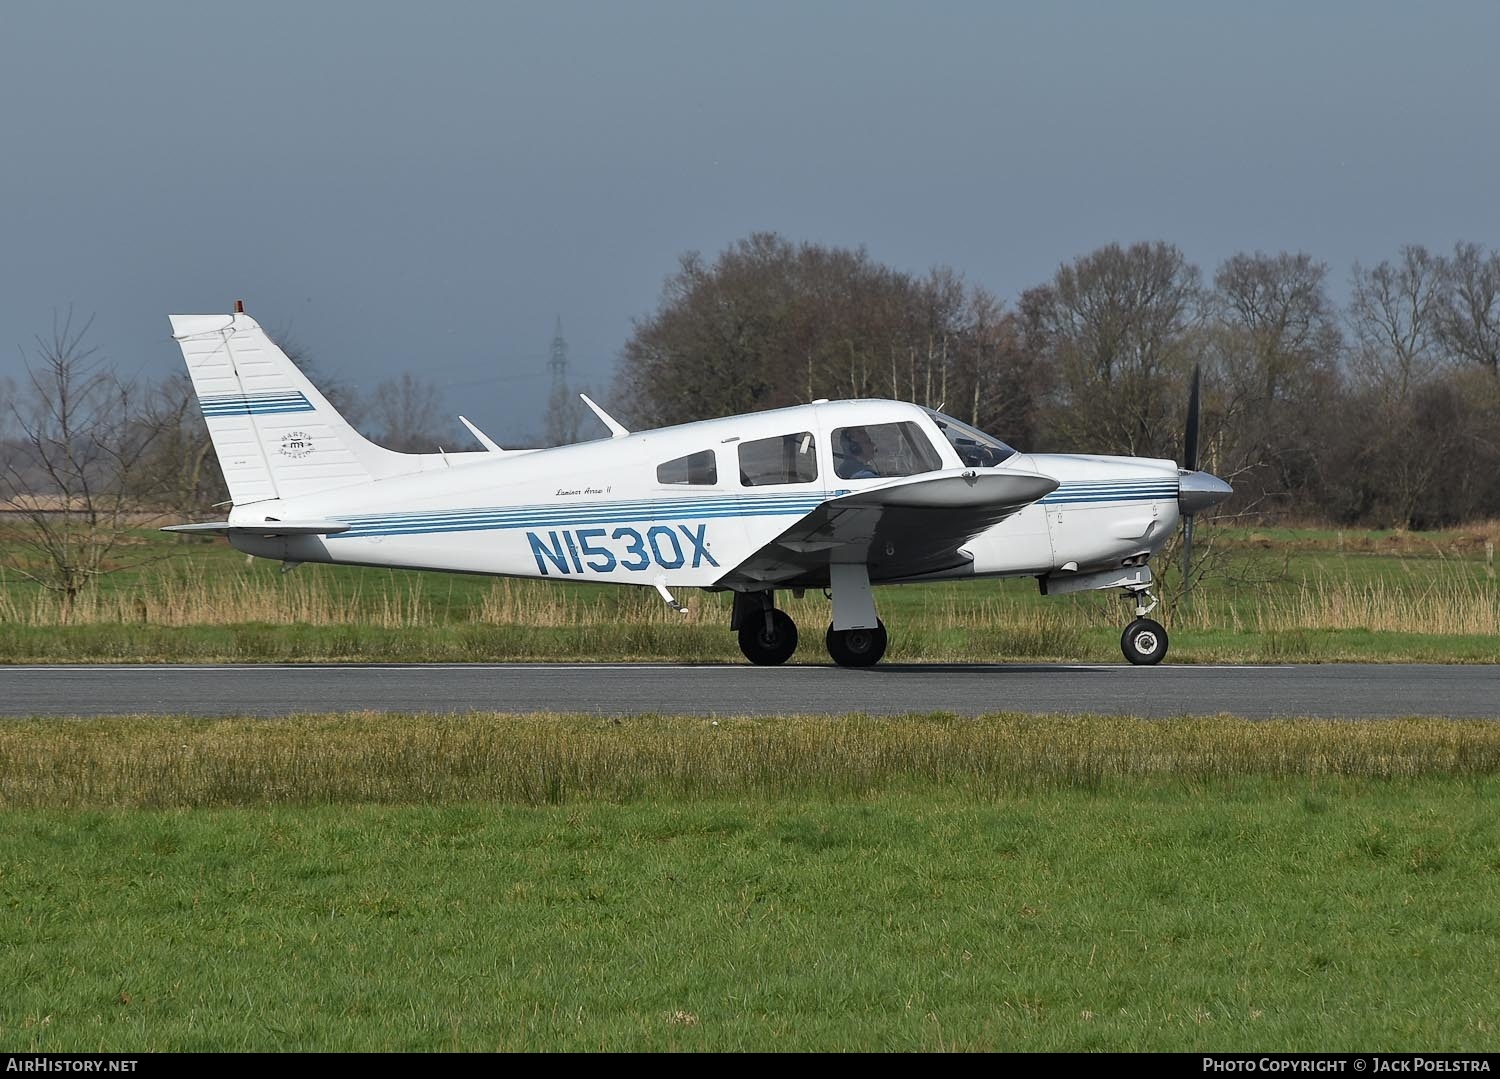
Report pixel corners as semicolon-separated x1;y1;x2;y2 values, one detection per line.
837;427;880;479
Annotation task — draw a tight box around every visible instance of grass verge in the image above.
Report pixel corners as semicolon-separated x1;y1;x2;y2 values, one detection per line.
2;524;1499;663
4;712;1500;807
2;714;1498;1051
3;622;1500;665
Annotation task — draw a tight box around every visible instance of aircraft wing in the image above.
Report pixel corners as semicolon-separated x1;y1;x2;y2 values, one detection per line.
720;468;1058;587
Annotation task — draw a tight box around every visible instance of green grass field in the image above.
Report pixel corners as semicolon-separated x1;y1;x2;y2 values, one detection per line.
0;522;1497;663
2;714;1497;1052
2;526;1496;1049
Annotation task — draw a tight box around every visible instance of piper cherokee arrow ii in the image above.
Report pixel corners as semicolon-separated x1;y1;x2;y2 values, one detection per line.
164;307;1231;666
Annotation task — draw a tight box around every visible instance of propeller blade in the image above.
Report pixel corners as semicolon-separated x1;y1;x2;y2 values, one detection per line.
1183;363;1201;473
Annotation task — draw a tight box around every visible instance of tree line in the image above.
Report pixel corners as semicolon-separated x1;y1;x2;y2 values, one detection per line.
4;231;1498;596
615;233;1500;530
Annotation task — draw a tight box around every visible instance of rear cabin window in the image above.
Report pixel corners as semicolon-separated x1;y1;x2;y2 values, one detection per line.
656;449;718;485
738;432;818;486
832;421;943;480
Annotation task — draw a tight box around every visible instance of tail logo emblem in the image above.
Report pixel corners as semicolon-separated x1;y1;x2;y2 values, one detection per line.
278;431;314;458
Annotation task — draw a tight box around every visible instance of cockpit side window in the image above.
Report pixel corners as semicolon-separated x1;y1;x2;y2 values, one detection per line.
656;449;718;485
923;409;1018;468
738;432;818;486
832;421;943;480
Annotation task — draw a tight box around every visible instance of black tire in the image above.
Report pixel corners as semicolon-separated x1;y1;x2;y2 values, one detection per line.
738;608;799;666
825;620;888;668
1121;617;1169;665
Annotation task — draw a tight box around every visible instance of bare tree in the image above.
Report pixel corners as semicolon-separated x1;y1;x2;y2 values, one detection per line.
127;371;228;517
614;237;805;427
1208;251;1342;513
1024;242;1204;458
954;285;1045;447
1344;246;1460;527
369;372;444;452
0;311;168;608
0;373;16;455
1435;241;1500;377
1347;246;1445;402
613;233;1033;440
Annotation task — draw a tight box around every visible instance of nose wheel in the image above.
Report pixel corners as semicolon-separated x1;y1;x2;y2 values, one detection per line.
1121;617;1168;665
1120;584;1168;665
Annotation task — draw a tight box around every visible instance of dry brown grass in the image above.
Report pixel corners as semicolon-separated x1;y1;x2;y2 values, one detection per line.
477;578;718;627
1240;519;1500;557
1255;577;1500;635
3;524;1498;652
0;567;432;628
0;502;177;526
2;712;1498;808
3;561;1498;640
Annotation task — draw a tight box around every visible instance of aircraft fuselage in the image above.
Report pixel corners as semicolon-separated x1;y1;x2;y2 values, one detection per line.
228;401;1183;593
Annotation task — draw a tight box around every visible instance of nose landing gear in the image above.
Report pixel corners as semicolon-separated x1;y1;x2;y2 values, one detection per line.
1121;585;1168;665
1122;617;1168;664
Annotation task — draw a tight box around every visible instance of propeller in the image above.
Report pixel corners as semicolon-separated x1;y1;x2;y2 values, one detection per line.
1180;364;1201;603
1176;364;1234;603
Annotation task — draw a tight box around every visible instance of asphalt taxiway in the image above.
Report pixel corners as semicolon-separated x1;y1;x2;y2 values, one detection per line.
1;662;1496;719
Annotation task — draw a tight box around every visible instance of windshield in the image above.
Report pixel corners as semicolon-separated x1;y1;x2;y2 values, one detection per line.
923;409;1018;468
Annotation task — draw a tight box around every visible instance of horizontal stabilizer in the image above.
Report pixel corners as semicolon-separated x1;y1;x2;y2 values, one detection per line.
162;520;350;537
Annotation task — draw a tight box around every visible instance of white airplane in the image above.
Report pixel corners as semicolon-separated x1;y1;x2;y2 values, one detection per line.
164;307;1231;667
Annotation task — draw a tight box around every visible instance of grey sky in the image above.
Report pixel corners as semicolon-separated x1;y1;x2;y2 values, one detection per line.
3;1;1497;443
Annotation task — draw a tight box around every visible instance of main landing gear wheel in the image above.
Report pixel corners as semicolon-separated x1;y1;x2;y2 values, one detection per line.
739;608;799;666
826;620;887;668
1121;618;1169;666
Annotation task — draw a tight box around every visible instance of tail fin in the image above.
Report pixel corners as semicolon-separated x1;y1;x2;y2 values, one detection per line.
170;311;411;505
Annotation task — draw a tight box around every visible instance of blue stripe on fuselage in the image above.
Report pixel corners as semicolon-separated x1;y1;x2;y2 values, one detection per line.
327;494;827;539
321;481;1178;541
1039;481;1176;506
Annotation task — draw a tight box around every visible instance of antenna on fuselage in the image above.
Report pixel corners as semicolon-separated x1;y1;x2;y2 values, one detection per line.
458;415;504;453
580;394;629;439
